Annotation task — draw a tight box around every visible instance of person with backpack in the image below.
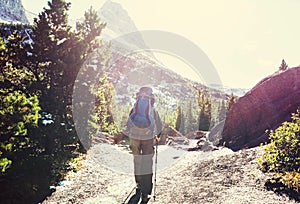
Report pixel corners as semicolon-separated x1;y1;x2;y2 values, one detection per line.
126;87;162;204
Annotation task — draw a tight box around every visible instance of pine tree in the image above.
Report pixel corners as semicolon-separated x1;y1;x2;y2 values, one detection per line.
226;93;237;113
175;103;183;132
206;97;212;129
91;72;119;135
0;2;107;202
1;30;35;93
0;36;40;172
154;95;177;128
218;100;227;122
76;6;106;53
185;100;197;134
279;59;288;71
181;110;185;135
31;0;72;113
197;90;212;131
30;1;106;150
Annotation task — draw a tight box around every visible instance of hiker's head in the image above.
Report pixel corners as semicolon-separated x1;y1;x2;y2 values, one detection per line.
136;86;155;106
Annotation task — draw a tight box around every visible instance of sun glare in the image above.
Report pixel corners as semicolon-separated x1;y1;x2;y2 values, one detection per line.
153;51;203;83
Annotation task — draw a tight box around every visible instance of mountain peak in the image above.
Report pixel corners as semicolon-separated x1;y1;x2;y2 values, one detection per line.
99;0;137;35
101;0;123;11
0;0;29;24
98;0;150;53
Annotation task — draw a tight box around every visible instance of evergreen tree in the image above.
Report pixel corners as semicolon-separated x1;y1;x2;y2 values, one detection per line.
72;40;114;149
113;104;132;131
0;91;40;172
180;110;185;135
197;90;212;131
0;2;107;202
279;59;288;71
0;33;48;202
218;100;227;122
90;72;119;135
30;0;106;149
175;103;183;133
226;93;237;113
155;95;177;128
76;6;106;53
0;37;40;172
185;100;197;134
1;30;35;93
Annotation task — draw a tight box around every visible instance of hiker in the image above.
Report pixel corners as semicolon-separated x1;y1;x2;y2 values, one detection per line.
126;87;162;204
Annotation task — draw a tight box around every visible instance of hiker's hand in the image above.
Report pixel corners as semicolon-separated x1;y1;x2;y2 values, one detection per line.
154;135;160;144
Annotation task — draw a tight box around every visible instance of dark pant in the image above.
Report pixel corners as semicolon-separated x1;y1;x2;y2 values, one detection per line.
130;138;154;196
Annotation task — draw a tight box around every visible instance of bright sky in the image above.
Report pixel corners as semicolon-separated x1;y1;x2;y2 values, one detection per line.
22;0;300;89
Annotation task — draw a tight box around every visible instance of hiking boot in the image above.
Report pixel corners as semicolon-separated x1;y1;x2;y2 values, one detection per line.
128;187;141;204
140;194;150;204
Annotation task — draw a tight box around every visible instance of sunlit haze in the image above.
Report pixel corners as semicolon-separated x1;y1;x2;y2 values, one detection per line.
22;0;300;89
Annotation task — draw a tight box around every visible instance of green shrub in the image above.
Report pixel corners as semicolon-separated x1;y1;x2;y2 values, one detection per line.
258;109;300;196
0;90;40;172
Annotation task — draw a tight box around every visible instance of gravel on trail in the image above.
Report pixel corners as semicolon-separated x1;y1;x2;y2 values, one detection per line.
42;144;298;204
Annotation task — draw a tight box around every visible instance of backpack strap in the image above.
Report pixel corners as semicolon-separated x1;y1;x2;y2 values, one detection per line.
130;96;139;121
145;96;151;126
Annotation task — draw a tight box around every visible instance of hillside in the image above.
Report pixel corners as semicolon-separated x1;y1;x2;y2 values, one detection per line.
95;0;227;107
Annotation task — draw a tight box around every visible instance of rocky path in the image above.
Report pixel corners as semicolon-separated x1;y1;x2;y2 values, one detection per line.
42;144;297;204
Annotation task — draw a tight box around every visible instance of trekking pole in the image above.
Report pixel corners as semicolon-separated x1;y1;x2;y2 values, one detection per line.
153;140;158;201
122;186;136;204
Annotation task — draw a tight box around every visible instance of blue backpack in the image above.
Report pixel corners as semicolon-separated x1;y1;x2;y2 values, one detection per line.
128;87;155;132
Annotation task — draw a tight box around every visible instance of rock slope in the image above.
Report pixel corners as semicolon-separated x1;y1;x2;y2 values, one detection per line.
220;67;300;151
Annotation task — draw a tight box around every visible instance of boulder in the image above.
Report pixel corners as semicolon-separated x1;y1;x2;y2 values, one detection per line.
159;124;183;144
219;67;300;151
207;120;225;145
201;141;219;152
187;137;218;152
166;136;189;146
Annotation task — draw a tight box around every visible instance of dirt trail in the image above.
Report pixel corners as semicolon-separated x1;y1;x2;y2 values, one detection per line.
42;144;297;204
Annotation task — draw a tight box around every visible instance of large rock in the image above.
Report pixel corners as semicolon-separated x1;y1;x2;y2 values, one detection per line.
220;67;300;151
159;124;183;144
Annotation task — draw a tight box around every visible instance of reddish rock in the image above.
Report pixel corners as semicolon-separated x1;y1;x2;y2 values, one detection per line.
220;67;300;151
